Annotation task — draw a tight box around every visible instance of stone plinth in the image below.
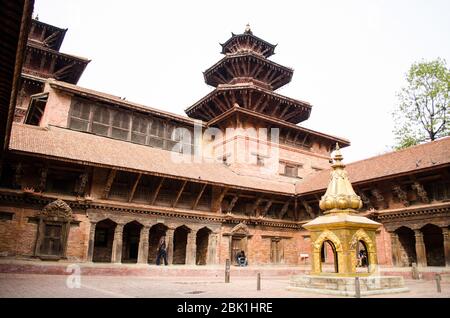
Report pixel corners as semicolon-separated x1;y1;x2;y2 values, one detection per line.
288;275;409;296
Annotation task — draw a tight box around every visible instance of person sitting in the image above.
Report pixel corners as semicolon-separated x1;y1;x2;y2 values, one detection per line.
236;250;248;267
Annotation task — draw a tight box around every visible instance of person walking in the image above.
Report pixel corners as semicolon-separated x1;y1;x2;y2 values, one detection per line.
156;235;168;265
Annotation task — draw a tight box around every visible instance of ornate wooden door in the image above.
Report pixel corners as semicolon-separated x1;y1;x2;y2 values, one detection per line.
40;224;62;256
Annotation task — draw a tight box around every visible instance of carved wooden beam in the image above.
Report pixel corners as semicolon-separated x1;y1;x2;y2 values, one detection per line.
358;191;373;210
37;165;48;193
222;92;233;108
251;197;263;217
261;200;273;217
77;171;89;197
279;105;290;119
213;96;228;112
214;187;229;212
226;194;239;214
230;60;239;76
172;180;187;207
103;169;117;199
294;197;299;221
302;200;315;219
270;103;281;117
252;94;265;111
270;73;286;87
53;62;76;79
151;177;165;205
392;184;410;207
203;105;217;119
371;188;387;209
258;99;270;113
278;199;291;219
192;183;207;210
128;173;142;202
284;108;299;121
223;64;234;78
411;182;429;203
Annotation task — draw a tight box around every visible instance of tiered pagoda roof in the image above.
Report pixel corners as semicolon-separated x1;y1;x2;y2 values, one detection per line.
186;25;312;124
22;19;90;85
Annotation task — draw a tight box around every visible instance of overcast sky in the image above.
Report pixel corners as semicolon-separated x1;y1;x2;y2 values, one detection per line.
33;0;450;163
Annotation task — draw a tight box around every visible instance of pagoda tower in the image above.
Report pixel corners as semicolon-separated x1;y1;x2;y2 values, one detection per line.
186;24;311;123
15;18;90;122
186;25;347;181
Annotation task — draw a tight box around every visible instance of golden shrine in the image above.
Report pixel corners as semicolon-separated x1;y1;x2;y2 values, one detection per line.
289;144;409;296
304;144;380;276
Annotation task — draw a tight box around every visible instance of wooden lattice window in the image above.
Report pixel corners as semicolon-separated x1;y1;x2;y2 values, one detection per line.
111;112;130;140
131;116;148;145
280;161;301;178
92;106;110;136
148;118;164;148
69;99;90;131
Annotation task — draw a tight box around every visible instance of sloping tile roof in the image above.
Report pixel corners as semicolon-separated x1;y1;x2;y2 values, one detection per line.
297;136;450;194
9;123;296;195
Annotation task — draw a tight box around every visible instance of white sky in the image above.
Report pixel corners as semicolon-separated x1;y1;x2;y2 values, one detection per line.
33;0;450;163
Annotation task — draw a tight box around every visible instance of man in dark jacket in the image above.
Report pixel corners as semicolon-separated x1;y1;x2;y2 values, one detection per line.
156;235;168;265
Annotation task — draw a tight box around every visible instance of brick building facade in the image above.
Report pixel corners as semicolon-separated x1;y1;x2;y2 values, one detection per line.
0;20;449;269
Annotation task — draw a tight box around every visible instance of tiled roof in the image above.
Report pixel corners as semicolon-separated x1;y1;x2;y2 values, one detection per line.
9;123;296;194
296;136;450;194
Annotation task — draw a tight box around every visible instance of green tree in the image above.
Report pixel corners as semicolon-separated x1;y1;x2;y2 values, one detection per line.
393;58;449;150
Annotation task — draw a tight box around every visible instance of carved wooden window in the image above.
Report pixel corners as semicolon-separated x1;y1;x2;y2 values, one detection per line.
280;162;300;178
92;106;110;136
69;99;90;131
111;112;130;140
131;116;148;145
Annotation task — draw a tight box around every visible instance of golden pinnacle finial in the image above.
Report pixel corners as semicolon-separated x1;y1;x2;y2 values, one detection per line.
332;142;344;166
319;143;363;213
245;23;252;34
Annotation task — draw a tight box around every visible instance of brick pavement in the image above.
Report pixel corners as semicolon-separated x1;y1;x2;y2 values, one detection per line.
0;273;449;298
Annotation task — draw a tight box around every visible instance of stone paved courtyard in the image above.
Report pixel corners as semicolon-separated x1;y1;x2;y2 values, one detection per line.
0;273;449;298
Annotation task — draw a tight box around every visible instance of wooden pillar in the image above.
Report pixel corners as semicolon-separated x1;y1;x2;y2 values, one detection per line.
111;223;124;263
166;228;175;265
389;232;400;266
87;221;97;262
207;233;218;265
414;230;427;267
186;229;198;265
442;227;450;267
137;226;150;264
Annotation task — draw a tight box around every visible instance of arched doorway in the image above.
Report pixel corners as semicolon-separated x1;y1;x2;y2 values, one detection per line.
196;227;212;265
356;240;369;273
93;219;116;263
122;221;142;263
320;240;338;273
173;226;190;264
395;226;416;266
422;224;445;266
148;223;167;264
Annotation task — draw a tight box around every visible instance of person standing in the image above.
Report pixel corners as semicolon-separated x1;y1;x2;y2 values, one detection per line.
156;235;168;265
